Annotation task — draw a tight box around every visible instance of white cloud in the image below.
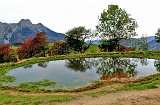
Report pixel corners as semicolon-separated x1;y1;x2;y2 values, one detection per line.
0;0;160;37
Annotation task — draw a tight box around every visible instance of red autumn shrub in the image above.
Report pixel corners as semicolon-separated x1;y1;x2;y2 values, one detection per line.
17;32;48;59
32;32;47;56
0;44;14;62
17;38;33;59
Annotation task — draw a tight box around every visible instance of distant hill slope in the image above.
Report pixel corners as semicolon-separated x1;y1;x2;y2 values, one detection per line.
86;36;160;50
148;39;160;50
0;19;65;44
120;36;160;50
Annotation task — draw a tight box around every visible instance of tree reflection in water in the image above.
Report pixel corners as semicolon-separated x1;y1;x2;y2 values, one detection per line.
65;57;138;80
139;58;149;66
96;58;138;80
65;58;93;72
132;58;149;66
154;60;160;72
37;62;48;68
23;64;33;69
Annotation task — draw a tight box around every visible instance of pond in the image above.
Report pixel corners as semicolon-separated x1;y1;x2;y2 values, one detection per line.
6;57;160;89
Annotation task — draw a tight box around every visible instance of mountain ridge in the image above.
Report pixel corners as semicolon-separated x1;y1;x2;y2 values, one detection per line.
0;19;65;44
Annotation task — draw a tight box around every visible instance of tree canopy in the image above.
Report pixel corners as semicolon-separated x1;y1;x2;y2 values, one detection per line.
48;40;69;56
0;44;15;62
17;32;48;59
65;26;92;53
96;5;138;51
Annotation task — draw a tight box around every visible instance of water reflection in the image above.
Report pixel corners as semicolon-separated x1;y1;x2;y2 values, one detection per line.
23;64;33;69
24;62;49;69
139;58;149;66
65;57;138;80
133;58;149;66
154;60;160;72
95;58;137;80
65;58;92;72
7;57;160;88
23;58;159;81
37;62;48;68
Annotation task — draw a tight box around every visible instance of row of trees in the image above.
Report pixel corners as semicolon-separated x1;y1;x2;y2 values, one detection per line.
0;32;49;62
0;28;94;62
64;5;139;52
0;28;93;62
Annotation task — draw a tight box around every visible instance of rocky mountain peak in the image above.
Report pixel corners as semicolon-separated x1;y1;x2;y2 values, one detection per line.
36;23;44;27
18;19;32;26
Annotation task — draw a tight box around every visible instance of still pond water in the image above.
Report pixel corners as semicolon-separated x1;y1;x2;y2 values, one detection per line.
6;57;160;88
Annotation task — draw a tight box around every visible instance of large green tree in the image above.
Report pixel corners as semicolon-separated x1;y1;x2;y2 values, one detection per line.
155;28;160;43
96;5;138;51
65;26;92;53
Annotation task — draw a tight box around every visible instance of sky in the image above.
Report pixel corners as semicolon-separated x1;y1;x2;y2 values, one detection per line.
0;0;160;37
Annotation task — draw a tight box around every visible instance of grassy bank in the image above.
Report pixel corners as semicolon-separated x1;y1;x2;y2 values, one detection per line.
86;73;160;97
0;94;75;105
0;73;159;104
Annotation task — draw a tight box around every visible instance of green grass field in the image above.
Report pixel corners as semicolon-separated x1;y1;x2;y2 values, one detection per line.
85;44;101;53
0;94;75;105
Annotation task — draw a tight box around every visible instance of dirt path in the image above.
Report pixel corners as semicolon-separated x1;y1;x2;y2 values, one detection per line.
56;88;160;105
0;86;160;105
